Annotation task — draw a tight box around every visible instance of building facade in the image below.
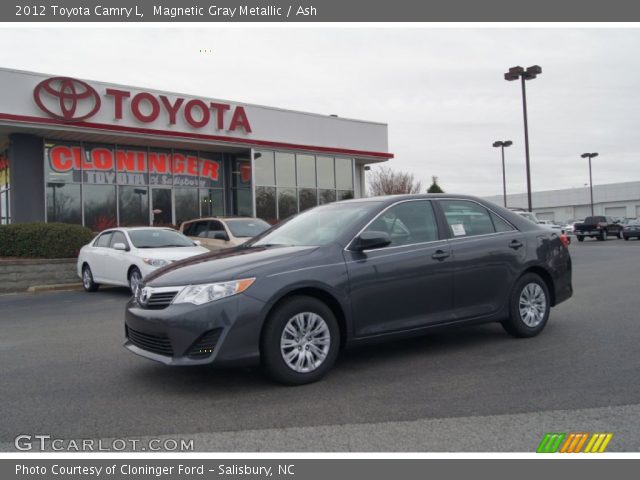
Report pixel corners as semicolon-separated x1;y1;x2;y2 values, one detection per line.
484;181;640;223
0;68;392;229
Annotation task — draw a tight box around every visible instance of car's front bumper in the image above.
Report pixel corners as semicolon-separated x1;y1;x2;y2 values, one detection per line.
124;293;267;367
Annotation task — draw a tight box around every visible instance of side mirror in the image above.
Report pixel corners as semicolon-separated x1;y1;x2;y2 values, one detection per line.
352;231;391;251
113;242;128;251
193;240;202;246
213;231;230;241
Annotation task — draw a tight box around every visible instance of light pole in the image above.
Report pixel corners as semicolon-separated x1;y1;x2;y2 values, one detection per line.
493;140;513;207
581;152;599;216
504;65;542;212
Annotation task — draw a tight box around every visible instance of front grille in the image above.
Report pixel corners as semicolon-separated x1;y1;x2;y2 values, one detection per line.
144;291;178;309
127;326;174;356
188;329;223;359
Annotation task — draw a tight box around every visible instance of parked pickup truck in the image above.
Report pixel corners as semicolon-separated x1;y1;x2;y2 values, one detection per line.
574;216;623;241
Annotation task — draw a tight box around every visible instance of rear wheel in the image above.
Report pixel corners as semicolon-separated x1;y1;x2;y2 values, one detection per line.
502;273;550;338
82;265;99;292
598;230;607;241
261;296;340;385
577;235;584;242
624;236;629;241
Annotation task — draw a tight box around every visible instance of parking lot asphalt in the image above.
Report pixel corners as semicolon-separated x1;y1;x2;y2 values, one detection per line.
1;238;640;451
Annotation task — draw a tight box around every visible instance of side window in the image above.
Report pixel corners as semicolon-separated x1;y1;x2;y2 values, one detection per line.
207;220;228;239
363;200;439;248
110;231;128;248
440;200;496;237
489;211;515;233
95;232;113;247
184;221;208;237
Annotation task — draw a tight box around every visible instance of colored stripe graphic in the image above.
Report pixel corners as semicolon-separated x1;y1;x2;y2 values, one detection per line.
584;433;613;453
538;433;613;453
537;433;566;453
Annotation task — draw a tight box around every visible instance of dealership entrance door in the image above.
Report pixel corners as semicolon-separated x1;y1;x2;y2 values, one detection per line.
151;188;172;226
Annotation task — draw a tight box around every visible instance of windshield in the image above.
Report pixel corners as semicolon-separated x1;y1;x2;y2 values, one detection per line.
226;218;271;238
128;229;195;248
519;212;538;223
251;201;380;247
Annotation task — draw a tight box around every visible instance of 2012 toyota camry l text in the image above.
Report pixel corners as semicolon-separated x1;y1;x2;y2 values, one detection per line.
124;194;573;385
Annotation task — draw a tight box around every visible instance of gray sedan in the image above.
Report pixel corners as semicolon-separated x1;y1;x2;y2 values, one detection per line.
124;194;573;385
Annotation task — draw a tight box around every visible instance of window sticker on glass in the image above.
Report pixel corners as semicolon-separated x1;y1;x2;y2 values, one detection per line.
451;223;466;236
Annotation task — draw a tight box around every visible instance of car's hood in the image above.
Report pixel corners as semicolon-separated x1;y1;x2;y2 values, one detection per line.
134;246;209;261
144;245;318;287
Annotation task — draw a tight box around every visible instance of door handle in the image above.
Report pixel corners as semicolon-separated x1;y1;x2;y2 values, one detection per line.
509;240;524;250
431;250;450;261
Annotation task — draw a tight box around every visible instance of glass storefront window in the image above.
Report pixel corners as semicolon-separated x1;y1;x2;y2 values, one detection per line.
278;188;298;220
45;141;82;184
174;187;199;226
338;190;354;201
336;157;354;190
148;148;173;186
319;189;336;205
275;152;296;187
316;156;335;189
118;186;149;227
173;150;200;188
199;189;224;217
199;152;223;189
151;188;172;226
299;188;318;212
254;150;275;186
296;154;316;187
256;186;277;224
83;185;116;231
83;143;115;184
116;146;148;185
46;183;81;224
234;188;253;217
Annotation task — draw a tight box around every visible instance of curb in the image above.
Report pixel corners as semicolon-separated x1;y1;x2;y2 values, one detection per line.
26;283;84;293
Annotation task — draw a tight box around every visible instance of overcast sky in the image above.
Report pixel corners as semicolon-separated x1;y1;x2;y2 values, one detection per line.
1;27;639;196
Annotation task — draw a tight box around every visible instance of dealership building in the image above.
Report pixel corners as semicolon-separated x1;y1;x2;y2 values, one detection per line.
0;67;391;229
484;181;640;223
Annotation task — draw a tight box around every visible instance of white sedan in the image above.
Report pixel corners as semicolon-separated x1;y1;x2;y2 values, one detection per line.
77;227;209;294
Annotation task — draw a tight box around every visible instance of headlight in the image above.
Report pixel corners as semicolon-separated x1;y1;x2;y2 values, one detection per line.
172;278;255;305
143;258;169;267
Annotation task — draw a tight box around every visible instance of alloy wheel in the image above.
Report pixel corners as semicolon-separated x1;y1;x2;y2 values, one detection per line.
280;312;331;373
518;283;547;327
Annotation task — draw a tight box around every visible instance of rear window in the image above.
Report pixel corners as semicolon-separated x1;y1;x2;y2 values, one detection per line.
584;216;606;224
225;218;271;238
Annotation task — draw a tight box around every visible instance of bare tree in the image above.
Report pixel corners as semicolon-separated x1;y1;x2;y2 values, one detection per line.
367;166;422;196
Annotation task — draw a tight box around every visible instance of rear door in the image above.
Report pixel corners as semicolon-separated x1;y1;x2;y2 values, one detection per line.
345;200;454;337
437;199;526;320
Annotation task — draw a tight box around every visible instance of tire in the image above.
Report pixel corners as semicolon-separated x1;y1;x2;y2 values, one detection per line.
624;236;629;241
261;296;340;385
617;230;623;239
577;236;584;242
502;273;550;338
598;230;606;241
81;265;99;292
128;267;143;295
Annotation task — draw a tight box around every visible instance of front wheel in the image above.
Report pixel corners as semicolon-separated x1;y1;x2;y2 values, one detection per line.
577;236;584;242
128;267;143;295
624;236;629;241
82;265;99;292
502;273;550;338
261;296;340;385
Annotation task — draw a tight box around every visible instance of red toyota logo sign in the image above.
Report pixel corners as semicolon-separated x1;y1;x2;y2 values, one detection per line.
33;77;101;122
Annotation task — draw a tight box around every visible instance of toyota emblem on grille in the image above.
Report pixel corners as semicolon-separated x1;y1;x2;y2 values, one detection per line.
33;76;101;122
138;287;151;306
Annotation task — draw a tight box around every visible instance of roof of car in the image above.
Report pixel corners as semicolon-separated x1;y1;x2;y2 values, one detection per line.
181;216;260;223
335;193;490;204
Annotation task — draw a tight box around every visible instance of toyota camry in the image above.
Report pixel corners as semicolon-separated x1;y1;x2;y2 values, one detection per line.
124;195;573;385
